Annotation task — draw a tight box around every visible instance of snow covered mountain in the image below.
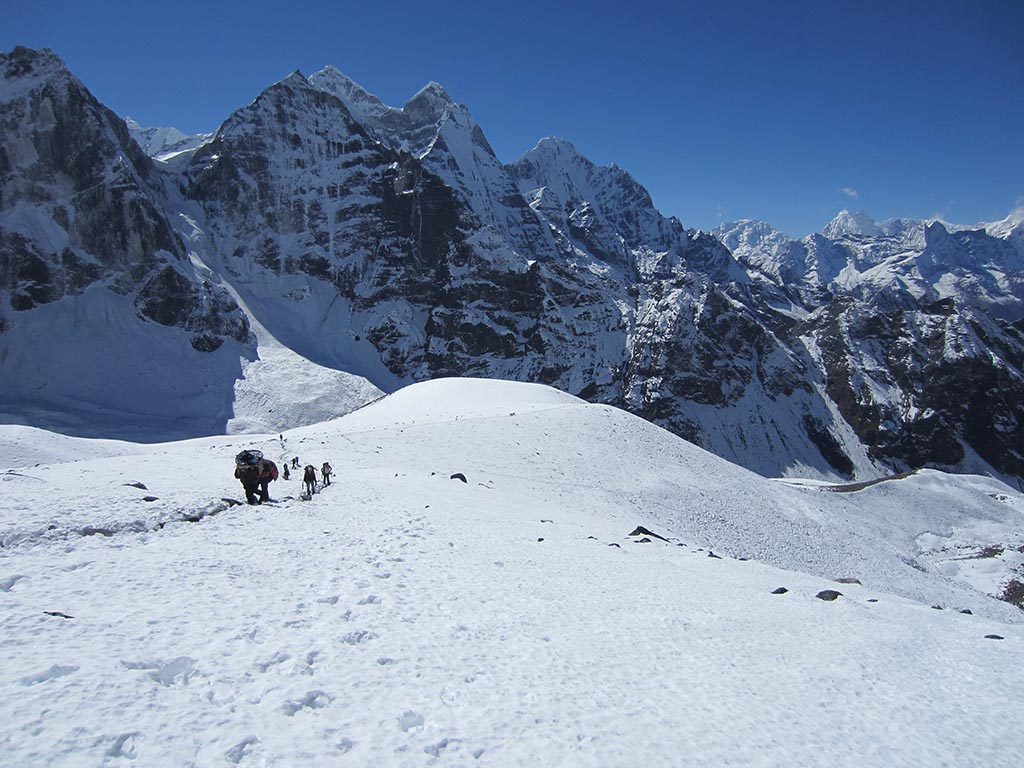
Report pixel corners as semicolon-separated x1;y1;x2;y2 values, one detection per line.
717;212;1024;481
2;46;1023;486
1;378;1022;765
124;117;212;162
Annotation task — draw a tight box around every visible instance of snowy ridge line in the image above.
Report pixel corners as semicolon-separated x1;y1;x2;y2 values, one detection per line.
819;469;918;493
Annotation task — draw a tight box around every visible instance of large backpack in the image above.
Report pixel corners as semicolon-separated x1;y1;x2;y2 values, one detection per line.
236;449;264;467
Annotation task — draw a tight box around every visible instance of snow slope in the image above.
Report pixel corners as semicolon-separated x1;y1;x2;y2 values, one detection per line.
1;379;1021;766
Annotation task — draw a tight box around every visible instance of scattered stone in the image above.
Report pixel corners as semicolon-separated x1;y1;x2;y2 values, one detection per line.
81;527;113;537
44;611;73;619
738;557;749;561
608;543;621;548
142;496;159;502
627;526;669;542
975;544;1004;559
707;551;722;559
636;537;652;543
771;587;788;595
959;609;973;615
537;538;544;542
931;604;944;610
541;519;553;523
586;536;597;540
867;598;879;603
836;577;862;585
816;589;843;601
450;473;467;483
984;634;1004;640
123;482;148;490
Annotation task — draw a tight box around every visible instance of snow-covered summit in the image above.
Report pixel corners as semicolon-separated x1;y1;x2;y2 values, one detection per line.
822;209;882;239
307;66;398;125
0;46;71;102
125;117;212;162
401;81;456;124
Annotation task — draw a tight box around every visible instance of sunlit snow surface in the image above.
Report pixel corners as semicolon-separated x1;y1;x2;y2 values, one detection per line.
1;379;1021;766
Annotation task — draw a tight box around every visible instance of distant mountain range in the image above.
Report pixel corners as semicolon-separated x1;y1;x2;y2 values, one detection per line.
2;45;1022;484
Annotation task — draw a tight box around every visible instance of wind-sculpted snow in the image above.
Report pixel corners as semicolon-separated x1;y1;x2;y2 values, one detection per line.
1;379;1021;765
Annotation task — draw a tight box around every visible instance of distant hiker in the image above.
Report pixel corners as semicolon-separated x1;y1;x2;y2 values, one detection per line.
234;450;264;505
303;465;317;496
282;463;290;481
292;457;300;469
321;462;332;486
259;459;279;502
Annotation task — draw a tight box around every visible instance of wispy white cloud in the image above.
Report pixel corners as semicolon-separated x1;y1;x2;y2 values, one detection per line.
841;187;859;200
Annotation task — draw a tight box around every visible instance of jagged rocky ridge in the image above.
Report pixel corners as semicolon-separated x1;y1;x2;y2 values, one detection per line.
1;46;1022;483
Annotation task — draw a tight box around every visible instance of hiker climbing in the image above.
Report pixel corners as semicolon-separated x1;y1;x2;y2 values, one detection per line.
292;457;300;469
234;450;264;505
258;458;279;502
321;461;332;486
282;463;290;481
303;465;317;496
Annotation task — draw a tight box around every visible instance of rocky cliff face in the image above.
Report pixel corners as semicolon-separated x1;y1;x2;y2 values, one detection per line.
0;47;252;438
2;46;1022;484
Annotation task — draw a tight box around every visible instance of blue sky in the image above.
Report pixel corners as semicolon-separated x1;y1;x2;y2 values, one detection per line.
3;0;1022;236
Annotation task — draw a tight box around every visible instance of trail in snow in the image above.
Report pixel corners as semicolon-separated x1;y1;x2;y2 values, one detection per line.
1;379;1022;766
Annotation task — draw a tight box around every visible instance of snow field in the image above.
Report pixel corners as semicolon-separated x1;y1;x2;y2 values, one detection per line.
1;378;1022;765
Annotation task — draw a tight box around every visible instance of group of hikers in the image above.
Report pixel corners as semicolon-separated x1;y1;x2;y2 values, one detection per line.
234;450;333;505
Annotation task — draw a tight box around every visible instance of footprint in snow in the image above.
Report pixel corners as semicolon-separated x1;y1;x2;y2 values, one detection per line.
282;689;332;716
424;738;455;757
122;657;196;686
1;575;27;591
105;732;141;760
20;664;79;686
398;710;424;731
253;651;291;673
225;736;260;764
340;630;378;645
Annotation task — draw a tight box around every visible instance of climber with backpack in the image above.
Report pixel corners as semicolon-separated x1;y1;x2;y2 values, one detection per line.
234;450;264;505
303;465;317;496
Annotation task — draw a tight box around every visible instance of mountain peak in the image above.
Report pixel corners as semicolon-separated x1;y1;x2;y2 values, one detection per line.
533;136;583;156
308;66;396;127
1;46;74;102
401;80;456;124
822;209;881;239
279;70;310;88
414;81;453;103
